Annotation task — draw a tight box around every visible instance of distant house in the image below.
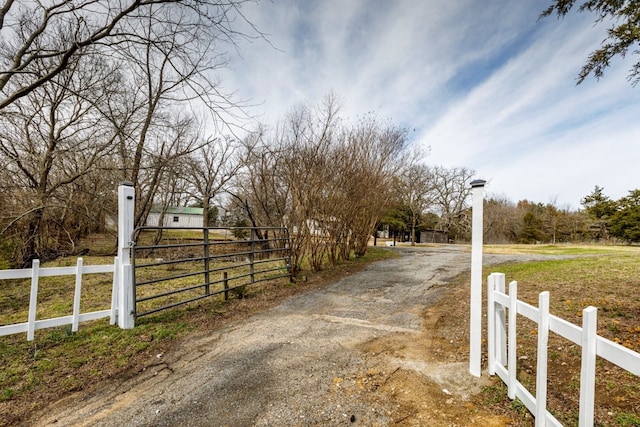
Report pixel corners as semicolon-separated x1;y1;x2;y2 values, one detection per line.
146;206;204;228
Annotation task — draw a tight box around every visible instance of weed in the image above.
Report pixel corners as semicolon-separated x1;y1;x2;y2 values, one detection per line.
70;358;87;369
149;324;185;341
89;368;102;377
30;344;39;360
511;398;529;416
132;341;150;352
25;371;38;387
230;285;248;299
34;358;55;372
480;383;508;405
1;389;14;402
567;375;580;392
615;412;640;426
557;408;579;427
61;376;81;391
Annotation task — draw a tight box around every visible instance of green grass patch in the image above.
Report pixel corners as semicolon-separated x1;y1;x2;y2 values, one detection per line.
484;244;640;256
616;412;640;427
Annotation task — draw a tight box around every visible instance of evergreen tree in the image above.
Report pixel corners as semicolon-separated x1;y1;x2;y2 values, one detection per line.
609;190;640;242
581;186;618;240
542;1;640;85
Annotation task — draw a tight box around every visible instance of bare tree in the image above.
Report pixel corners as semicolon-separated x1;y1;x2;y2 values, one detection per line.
284;97;340;269
483;196;522;244
0;1;260;110
335;116;407;257
545;195;561;244
135;115;207;227
186;136;242;226
233;96;409;272
99;5;240;227
431;166;476;241
394;164;435;245
233;126;289;231
0;50;119;266
0;0;263;265
232;99;340;272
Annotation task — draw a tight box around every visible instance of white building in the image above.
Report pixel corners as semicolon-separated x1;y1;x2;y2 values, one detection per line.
146;206;204;228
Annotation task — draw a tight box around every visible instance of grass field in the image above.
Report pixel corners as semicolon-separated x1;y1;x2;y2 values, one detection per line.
476;245;640;426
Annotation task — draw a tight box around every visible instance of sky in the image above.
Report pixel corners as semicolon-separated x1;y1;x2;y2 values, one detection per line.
220;0;640;210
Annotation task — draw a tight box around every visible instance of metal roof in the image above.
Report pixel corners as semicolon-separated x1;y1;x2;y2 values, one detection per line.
149;206;204;215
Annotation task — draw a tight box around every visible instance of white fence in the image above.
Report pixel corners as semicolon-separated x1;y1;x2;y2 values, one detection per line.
487;272;640;427
0;257;118;341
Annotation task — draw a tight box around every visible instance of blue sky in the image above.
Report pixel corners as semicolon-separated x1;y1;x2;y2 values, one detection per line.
221;0;640;209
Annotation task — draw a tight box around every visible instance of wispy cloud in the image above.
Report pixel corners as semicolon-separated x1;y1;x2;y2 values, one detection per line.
222;0;640;208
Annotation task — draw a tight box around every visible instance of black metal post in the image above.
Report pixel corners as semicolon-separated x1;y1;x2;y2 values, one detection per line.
223;271;229;301
204;228;210;295
250;228;255;284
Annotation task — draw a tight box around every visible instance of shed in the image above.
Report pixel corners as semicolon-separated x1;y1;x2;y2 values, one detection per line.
146;206;204;228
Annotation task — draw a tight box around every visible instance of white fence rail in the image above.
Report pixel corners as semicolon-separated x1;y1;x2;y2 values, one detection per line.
0;257;118;341
487;272;640;427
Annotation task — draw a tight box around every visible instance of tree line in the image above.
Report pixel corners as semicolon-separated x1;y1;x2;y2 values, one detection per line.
481;187;640;245
377;182;640;247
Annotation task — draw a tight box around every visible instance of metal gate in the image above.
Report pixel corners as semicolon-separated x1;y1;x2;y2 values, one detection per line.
131;226;291;317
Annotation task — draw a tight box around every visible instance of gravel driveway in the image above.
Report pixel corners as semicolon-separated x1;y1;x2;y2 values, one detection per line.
37;245;558;426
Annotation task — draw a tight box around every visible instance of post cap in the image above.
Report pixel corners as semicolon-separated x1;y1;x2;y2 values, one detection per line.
120;181;134;187
470;179;486;188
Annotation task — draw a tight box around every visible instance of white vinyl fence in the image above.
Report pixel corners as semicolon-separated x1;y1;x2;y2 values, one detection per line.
487;272;640;427
0;257;118;341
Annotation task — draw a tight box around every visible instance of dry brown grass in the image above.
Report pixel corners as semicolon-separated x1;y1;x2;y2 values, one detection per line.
467;246;640;426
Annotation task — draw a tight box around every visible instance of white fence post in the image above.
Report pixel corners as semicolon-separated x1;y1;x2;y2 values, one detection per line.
117;182;135;329
536;291;550;427
71;258;83;332
27;260;40;341
110;256;119;325
487;273;496;375
508;280;518;400
579;306;598;427
469;179;486;377
487;272;507;376
495;273;507;366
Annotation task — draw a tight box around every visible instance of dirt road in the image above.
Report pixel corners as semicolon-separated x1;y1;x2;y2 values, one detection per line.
36;245;550;426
